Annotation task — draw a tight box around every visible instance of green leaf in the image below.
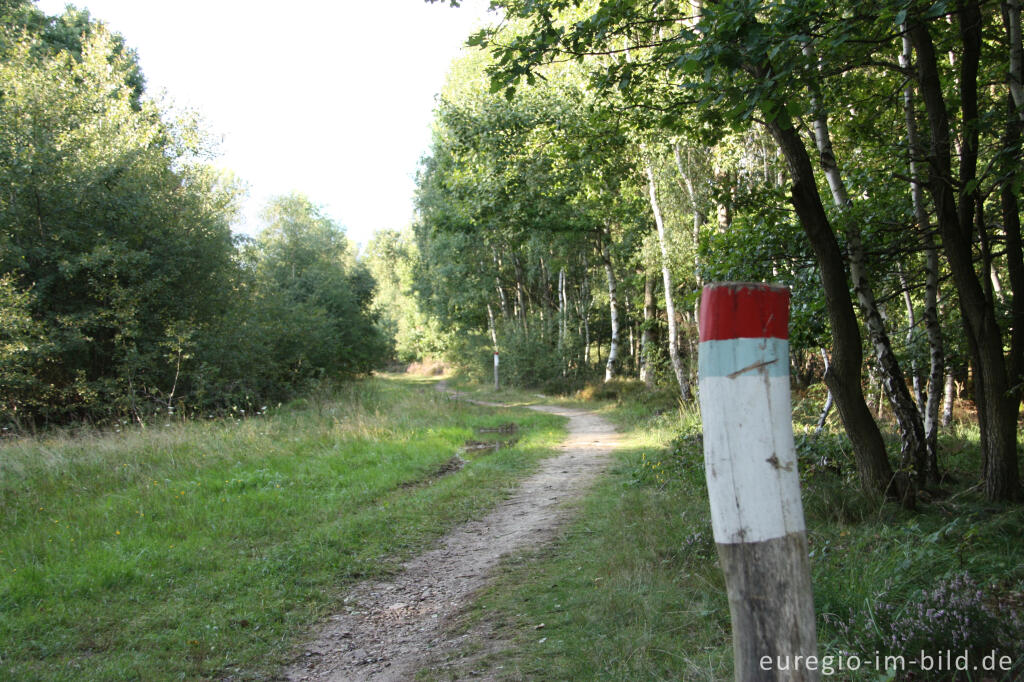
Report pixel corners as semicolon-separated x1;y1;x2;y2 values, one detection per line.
673;54;702;75
923;0;949;18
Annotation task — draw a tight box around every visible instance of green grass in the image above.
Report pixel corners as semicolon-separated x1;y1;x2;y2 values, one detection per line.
443;375;553;408
422;401;734;681
0;374;565;681
421;382;1024;681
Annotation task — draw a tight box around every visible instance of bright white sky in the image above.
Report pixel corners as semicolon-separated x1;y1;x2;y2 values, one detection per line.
35;0;495;247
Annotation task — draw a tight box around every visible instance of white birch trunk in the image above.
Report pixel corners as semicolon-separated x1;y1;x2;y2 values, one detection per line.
991;269;1006;303
640;274;656;386
902;30;945;479
561;268;568;343
603;233;620;382
898;270;924;407
514;258;528;333
942;372;956;426
922;239;945;473
814;349;835;438
487;303;498;350
581;256;591;365
673;142;707;300
644;152;690;399
492;248;510;319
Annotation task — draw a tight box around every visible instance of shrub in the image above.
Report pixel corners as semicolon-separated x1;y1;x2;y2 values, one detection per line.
830;572;1023;680
539;375;585;396
497;325;565;388
578;378;648;402
406;358;448;376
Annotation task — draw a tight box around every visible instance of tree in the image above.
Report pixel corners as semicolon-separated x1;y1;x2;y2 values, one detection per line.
466;0;906;499
414;47;650;385
427;0;1021;501
0;25;239;421
365;229;449;363
908;3;1022;501
253;193;385;378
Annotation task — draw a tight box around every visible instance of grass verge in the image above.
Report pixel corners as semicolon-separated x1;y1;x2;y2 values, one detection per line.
0;374;564;681
424;382;1024;681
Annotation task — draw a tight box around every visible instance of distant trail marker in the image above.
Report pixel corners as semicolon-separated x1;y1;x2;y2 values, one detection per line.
697;282;820;682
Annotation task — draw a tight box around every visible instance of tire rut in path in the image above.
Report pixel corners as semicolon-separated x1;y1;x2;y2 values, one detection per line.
285;397;620;681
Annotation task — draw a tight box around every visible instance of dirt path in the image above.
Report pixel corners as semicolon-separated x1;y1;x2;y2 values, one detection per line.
284;388;619;681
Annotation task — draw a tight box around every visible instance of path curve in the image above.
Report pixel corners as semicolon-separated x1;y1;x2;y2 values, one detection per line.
285;389;619;681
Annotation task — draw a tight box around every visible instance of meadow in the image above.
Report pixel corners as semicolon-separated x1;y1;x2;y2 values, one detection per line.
0;375;564;680
3;374;1021;681
424;380;1024;681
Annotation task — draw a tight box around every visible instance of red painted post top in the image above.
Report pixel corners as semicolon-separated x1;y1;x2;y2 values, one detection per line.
699;282;790;342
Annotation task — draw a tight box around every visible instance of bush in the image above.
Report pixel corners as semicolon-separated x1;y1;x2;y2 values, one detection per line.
498;325;564;387
830;572;1024;680
539;375;586;395
405;358;448;376
0;14;390;427
577;378;665;403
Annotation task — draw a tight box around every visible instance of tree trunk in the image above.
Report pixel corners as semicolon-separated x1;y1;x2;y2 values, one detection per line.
673;142;707;318
640;273;656;387
558;267;568;372
540;254;548;307
999;2;1024;411
492;248;511;320
815;349;835;437
803;45;928;483
909;10;1021;501
992;269;1007;303
763;111;900;500
942;372;956;426
1002;94;1024;410
497;284;510;320
712;161;732;232
1005;0;1024;117
902;29;945;482
602;231;620;382
513;256;528;333
898;270;924;408
580;256;591;366
921;237;945;481
875;369;886;420
487;303;498;350
623;290;636;372
644;153;691;400
673;142;708;266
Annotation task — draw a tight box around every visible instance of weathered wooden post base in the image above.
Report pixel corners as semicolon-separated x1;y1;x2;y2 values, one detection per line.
698;282;820;682
717;535;818;680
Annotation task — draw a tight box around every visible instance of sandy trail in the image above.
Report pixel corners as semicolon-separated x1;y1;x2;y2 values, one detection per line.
284;389;619;681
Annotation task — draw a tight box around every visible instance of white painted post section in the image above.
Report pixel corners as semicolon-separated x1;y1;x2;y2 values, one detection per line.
697;282;819;682
493;352;500;392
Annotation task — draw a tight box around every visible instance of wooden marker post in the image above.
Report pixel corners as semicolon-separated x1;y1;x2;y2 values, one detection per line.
493;352;500;391
697;282;819;682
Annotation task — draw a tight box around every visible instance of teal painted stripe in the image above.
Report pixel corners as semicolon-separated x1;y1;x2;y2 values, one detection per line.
698;337;790;378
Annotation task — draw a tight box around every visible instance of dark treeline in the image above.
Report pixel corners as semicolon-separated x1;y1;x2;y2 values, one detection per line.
0;2;387;427
414;0;1022;503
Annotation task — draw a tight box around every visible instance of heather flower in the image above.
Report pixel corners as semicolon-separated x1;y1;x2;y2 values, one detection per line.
829;572;1023;681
